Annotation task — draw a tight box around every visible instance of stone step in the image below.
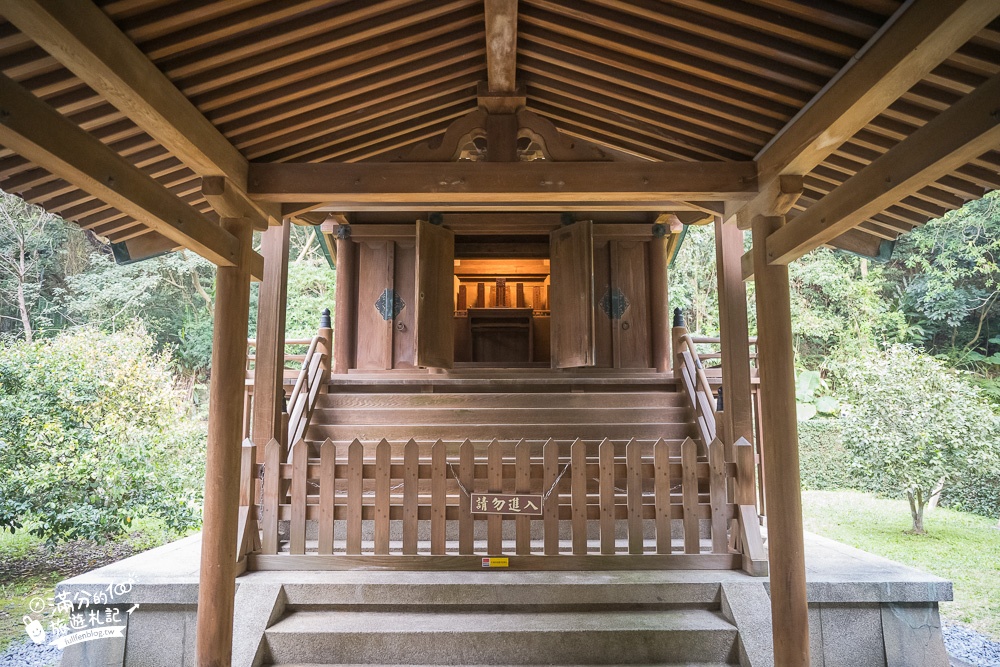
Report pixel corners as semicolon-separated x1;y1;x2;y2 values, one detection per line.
275;570;728;609
265;609;738;665
272;664;735;667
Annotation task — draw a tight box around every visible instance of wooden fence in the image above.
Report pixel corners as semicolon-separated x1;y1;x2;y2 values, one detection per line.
240;435;766;573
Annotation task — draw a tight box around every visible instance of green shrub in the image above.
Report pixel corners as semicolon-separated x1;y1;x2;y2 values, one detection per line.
0;326;205;543
797;419;856;490
832;344;1000;532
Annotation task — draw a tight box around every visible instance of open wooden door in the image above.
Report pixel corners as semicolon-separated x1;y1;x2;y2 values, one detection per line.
549;220;595;368
415;219;455;369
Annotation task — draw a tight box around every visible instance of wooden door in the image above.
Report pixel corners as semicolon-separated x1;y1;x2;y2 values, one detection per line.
415;219;455;369
549;220;595;368
355;240;395;370
612;240;651;368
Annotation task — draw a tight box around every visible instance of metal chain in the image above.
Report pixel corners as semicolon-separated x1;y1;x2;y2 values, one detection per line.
542;463;572;502
447;463;471;498
257;463;265;519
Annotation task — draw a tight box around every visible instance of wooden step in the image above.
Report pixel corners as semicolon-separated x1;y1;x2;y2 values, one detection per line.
309;406;692;426
316;391;687;410
306;422;696;442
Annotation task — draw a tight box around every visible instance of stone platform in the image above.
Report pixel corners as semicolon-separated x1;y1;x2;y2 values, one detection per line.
54;531;952;667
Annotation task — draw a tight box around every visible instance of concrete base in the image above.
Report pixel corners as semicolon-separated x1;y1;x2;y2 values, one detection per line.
55;531;952;667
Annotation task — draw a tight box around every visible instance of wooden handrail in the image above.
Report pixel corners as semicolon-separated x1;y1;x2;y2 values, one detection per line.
674;329;718;448
286;335;326;448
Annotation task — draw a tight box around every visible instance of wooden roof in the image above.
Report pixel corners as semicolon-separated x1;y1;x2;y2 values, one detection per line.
0;0;998;267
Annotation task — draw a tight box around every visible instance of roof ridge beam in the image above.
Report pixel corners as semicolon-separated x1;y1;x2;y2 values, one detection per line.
728;0;1000;228
766;71;1000;265
0;0;278;228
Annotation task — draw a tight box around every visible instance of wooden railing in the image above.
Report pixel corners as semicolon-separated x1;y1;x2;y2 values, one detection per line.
242;338;313;441
246;435;767;575
285;335;327;447
688;335;758;373
674;331;719;447
679;333;767;516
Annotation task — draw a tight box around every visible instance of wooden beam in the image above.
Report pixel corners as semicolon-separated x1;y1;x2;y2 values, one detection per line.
247;161;758;204
484;0;519;94
0;72;241;268
730;174;803;230
202;176;276;231
768;71;1000;265
751;214;810;665
0;0;275;228
729;0;1000;224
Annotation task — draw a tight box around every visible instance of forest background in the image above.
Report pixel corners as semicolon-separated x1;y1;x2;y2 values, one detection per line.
0;189;998;544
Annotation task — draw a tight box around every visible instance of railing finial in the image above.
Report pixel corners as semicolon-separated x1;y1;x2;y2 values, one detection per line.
672;307;685;328
319;307;331;329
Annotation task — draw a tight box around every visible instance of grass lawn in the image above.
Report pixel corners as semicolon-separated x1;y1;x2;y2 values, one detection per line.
0;519;190;653
802;489;1000;640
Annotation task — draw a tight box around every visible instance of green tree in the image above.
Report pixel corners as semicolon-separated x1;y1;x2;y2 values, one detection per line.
834;344;1000;533
0;327;206;543
0;193;68;342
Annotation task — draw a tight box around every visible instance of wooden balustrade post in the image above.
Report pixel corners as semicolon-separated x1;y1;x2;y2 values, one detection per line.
751;214;810;666
715;217;754;445
333;225;356;374
671;308;686;378
317;308;333;391
251;220;290;455
197;217;253;667
650;223;670;372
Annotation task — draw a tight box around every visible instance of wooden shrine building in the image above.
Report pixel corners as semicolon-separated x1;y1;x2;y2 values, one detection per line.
1;1;998;666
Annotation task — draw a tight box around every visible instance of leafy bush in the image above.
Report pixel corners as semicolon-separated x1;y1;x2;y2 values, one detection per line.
833;344;1000;532
797;419;856;490
0;327;205;543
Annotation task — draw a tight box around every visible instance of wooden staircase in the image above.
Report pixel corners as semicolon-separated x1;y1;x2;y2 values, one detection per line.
304;370;697;448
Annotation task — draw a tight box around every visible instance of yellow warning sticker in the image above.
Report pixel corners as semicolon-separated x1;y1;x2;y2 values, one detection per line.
481;557;509;568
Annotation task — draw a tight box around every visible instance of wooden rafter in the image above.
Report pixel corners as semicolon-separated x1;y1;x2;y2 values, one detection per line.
247;161;758;206
767;70;1000;265
0;72;261;273
0;0;278;229
728;0;1000;226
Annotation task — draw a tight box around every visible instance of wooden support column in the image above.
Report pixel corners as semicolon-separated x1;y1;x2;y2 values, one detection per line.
715;218;754;444
650;223;670;372
333;226;356;374
197;217;254;667
751;215;810;666
251;221;290;453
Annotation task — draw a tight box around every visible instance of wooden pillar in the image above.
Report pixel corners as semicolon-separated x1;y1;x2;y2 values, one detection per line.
751;215;810;666
251;220;290;451
715;217;754;444
650;223;670;372
197;217;253;667
333;226;356;374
